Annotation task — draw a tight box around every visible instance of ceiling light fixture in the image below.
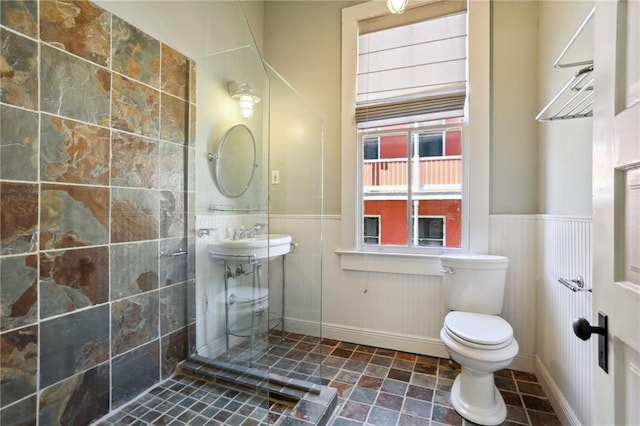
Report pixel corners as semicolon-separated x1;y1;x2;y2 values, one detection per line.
228;81;261;119
387;0;408;14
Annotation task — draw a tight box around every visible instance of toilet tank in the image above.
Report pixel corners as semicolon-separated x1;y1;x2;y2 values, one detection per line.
441;254;509;314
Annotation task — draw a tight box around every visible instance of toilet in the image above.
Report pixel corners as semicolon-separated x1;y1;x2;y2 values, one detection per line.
439;254;518;426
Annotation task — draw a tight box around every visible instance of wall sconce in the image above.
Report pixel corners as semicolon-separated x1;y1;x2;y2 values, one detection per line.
387;0;408;14
228;81;261;119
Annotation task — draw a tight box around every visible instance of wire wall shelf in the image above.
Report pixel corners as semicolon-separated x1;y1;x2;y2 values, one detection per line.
537;7;595;122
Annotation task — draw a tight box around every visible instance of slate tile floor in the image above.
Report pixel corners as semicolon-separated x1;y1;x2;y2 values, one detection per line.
96;333;561;425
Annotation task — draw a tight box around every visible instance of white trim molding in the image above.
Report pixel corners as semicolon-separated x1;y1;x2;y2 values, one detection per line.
287;317;534;372
535;356;583;426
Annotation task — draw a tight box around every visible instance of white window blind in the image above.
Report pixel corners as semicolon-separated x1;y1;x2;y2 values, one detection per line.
356;3;467;125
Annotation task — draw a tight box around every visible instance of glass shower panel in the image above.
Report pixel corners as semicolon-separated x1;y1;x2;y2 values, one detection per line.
188;2;324;411
192;45;270;375
264;63;324;386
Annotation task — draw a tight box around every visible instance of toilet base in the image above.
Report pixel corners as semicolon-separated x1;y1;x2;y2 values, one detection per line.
450;373;506;426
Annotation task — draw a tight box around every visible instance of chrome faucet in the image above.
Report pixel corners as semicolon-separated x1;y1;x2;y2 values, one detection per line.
232;223;268;240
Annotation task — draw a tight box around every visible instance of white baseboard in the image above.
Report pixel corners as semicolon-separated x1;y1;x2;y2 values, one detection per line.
322;320;535;373
283;317;447;357
535;356;582;425
320;321;449;358
283;317;323;338
508;353;535;374
196;334;242;360
198;318;535;373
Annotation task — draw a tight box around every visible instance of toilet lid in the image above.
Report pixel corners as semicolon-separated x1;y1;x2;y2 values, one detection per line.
444;311;513;347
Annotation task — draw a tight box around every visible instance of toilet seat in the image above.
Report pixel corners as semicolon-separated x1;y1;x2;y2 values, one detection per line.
444;312;513;350
440;314;519;426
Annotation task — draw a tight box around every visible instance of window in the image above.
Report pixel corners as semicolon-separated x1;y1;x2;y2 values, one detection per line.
419;133;444;157
363;216;381;244
416;216;445;246
356;4;466;251
340;0;490;274
363;137;380;160
360;120;462;248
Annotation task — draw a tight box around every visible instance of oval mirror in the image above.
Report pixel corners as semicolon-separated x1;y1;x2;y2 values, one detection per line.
211;124;256;198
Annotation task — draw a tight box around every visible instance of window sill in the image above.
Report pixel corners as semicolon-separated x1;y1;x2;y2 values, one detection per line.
336;249;445;276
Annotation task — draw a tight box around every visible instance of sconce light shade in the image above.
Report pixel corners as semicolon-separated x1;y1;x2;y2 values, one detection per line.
228;81;261;119
237;94;255;118
387;0;408;14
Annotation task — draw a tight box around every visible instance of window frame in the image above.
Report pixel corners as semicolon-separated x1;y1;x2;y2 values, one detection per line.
358;121;465;252
339;0;490;276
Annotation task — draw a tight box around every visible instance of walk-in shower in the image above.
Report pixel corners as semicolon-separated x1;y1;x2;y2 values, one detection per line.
0;0;329;422
186;24;326;414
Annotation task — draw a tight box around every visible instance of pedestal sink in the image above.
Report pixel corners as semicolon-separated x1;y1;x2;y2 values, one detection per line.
208;234;291;356
208;234;292;261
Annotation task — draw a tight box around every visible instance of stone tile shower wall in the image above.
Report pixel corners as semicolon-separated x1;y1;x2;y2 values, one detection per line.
0;1;196;424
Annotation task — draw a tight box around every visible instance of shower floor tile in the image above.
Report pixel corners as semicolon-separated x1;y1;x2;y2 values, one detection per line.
94;333;561;425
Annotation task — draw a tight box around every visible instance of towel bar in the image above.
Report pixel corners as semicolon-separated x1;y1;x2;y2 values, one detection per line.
558;275;591;293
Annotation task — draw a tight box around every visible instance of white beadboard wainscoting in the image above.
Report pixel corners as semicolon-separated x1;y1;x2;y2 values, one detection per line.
536;215;593;426
271;215;542;371
195;213;592;424
268;215;323;333
322;215;450;358
489;215;539;370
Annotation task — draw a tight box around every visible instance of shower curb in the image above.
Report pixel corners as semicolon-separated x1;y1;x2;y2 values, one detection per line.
179;355;338;425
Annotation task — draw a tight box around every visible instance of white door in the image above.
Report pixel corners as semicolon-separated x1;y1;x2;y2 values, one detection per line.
593;1;640;424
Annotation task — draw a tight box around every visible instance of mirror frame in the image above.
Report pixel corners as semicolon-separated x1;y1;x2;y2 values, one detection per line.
211;124;257;198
